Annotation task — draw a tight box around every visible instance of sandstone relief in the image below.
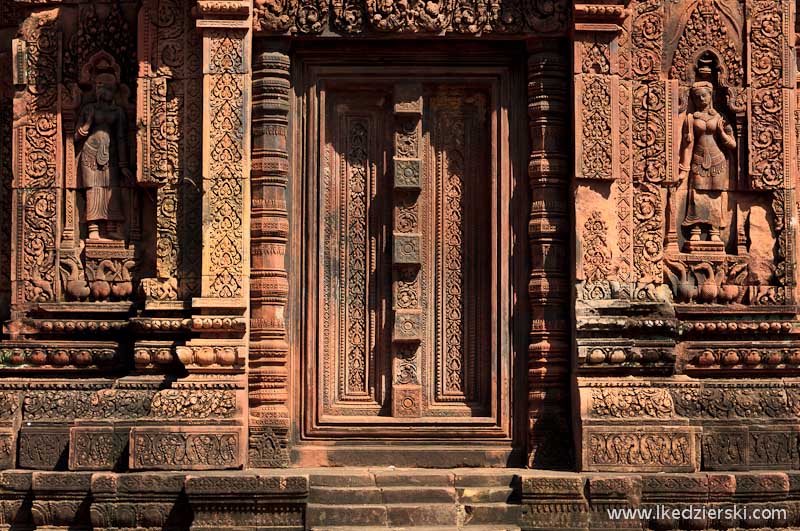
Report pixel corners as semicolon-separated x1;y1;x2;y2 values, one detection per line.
2;0;800;528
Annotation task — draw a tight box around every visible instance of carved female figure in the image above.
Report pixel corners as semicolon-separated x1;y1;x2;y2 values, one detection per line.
75;72;131;241
678;81;736;244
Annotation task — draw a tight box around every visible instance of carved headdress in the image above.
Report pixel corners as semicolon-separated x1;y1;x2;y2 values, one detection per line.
690;81;714;94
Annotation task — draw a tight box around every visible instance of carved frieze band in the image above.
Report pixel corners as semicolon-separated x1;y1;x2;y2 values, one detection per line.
253;0;569;35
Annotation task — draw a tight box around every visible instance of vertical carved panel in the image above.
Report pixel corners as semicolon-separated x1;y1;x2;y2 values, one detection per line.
632;81;666;283
748;0;792;191
249;45;291;467
527;41;572;468
345;118;371;396
630;0;662;81
575;37;618;182
12;10;62;311
321;89;387;415
202;29;248;301
430;90;490;404
391;83;423;417
138;0;203;301
0;52;12;322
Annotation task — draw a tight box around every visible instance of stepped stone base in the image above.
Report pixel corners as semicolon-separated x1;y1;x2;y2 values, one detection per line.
0;468;798;529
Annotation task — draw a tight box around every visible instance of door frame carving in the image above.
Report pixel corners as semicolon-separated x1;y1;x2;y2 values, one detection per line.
286;41;530;466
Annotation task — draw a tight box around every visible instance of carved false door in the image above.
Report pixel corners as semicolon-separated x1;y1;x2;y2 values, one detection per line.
302;66;518;460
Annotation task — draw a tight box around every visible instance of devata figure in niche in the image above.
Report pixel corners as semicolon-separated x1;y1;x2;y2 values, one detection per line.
678;81;736;247
76;70;131;241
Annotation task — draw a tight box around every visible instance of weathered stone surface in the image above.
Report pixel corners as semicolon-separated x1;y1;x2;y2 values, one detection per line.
1;0;800;528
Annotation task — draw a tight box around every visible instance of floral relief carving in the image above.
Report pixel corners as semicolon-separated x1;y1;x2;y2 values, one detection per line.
750;88;784;190
588;432;693;467
15;10;60;306
580;76;613;180
748;0;785;90
582;211;612;282
441;112;466;394
668;0;743;87
207;69;245;298
590;388;674;419
631;0;663;80
132;430;241;469
256;0;569;34
346;120;369;395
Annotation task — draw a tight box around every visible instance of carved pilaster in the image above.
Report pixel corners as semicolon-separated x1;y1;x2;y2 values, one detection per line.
248;42;291;467
0;51;12;327
526;39;572;469
10;9;62;319
186;1;252;374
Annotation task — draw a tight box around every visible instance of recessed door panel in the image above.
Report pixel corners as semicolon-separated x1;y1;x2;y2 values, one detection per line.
302;65;517;441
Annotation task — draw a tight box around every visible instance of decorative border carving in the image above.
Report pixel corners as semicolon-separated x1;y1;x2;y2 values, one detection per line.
253;0;569;35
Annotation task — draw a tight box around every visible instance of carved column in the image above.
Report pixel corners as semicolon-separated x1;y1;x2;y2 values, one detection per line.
249;41;291;467
526;39;572;468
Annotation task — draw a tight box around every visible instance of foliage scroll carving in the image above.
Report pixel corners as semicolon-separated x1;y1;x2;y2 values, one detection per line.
254;0;569;34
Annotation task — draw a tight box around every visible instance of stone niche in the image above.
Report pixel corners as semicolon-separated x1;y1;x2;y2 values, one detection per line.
574;0;800;473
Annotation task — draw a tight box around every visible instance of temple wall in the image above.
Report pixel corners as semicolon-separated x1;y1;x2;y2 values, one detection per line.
1;0;800;529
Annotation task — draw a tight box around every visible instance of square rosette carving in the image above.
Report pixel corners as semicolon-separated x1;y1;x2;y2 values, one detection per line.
393;233;421;265
392;384;422;418
394;159;422;191
393;310;423;343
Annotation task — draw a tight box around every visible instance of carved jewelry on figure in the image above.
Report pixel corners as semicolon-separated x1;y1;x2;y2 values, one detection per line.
678;81;736;248
75;68;132;241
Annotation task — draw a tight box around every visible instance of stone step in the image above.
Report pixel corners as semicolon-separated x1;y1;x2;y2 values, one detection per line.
387;503;459;527
462;503;522;526
457;486;516;504
311;527;521;531
310;472;376;488
306;504;388;527
374;470;455;487
309;486;383;504
381;486;458;504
